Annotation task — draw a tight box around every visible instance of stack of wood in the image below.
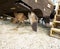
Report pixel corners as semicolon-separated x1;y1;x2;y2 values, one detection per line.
50;4;60;38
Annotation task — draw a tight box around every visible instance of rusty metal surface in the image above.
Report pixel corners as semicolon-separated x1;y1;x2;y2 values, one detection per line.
0;0;30;15
22;0;54;17
0;0;54;17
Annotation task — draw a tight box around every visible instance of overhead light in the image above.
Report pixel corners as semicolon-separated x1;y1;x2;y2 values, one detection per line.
35;0;38;3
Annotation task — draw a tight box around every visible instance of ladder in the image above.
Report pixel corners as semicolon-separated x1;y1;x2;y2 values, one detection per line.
50;4;60;38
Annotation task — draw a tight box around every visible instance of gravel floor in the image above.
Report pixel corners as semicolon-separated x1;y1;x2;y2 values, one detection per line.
0;20;60;49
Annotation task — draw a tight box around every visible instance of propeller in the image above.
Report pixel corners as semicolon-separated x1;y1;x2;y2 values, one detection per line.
28;12;38;32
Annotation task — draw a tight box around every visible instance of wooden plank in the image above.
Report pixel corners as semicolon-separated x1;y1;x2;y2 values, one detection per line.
51;28;60;33
58;4;60;9
50;28;60;39
52;22;60;29
53;15;60;23
56;9;60;15
50;4;60;39
56;15;60;16
53;15;56;22
54;21;60;23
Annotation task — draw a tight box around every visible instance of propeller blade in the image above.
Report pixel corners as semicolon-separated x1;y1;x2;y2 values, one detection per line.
28;12;38;32
31;22;38;31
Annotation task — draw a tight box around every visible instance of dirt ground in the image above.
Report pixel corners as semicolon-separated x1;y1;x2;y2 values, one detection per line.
0;20;60;49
